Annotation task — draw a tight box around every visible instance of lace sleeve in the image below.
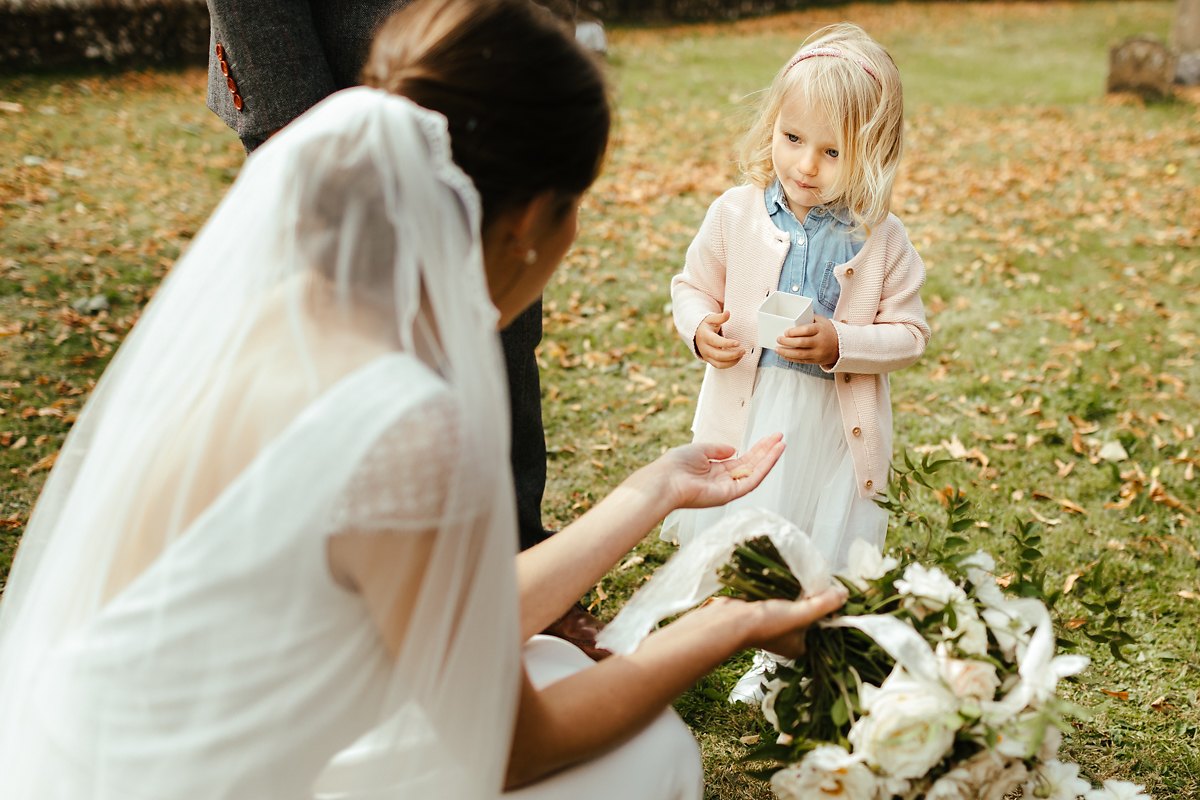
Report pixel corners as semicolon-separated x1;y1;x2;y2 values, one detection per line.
327;389;483;535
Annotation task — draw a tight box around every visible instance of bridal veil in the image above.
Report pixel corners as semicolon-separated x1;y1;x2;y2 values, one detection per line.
0;88;521;798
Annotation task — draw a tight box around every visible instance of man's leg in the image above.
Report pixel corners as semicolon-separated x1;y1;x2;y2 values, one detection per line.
501;299;609;660
500;299;550;552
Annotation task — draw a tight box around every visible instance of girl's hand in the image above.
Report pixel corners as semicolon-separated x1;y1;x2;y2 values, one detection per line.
775;316;839;367
695;311;745;369
648;434;785;511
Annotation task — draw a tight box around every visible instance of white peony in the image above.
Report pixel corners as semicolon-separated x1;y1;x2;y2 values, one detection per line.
769;745;878;800
895;564;966;619
850;669;961;780
1025;759;1093;800
1084;779;1153;800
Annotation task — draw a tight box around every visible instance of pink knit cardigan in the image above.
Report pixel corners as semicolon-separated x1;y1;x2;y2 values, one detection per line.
671;184;931;497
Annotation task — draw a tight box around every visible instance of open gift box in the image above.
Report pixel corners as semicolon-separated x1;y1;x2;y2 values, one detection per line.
757;291;814;351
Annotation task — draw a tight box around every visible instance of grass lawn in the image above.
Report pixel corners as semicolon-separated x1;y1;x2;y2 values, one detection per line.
1;2;1197;797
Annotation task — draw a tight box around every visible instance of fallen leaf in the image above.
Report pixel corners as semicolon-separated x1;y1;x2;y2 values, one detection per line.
1150;696;1174;712
1098;441;1129;462
617;555;645;572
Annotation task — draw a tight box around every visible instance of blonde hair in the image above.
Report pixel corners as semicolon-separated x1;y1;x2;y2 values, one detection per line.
737;23;903;230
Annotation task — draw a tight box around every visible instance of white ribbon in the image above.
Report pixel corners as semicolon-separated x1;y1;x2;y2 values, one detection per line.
597;509;830;654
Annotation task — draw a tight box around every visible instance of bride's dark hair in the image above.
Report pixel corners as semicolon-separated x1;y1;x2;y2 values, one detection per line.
363;0;611;228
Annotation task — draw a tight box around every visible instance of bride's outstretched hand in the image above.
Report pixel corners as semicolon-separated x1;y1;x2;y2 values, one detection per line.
658;433;785;511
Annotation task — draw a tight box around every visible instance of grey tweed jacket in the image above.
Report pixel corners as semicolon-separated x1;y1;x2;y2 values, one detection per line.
206;0;409;146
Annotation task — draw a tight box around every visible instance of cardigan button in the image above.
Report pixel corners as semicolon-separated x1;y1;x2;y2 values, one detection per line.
845;267;854;277
842;374;851;383
864;479;874;490
852;426;862;437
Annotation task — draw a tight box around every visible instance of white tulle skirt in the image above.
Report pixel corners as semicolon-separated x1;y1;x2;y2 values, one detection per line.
662;367;887;572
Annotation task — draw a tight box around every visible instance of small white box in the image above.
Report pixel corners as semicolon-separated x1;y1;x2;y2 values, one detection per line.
757;292;814;351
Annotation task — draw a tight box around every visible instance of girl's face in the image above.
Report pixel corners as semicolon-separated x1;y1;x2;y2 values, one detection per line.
770;89;843;217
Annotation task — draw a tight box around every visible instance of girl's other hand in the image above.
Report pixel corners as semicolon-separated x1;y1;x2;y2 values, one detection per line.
775;316;839;367
695;311;745;369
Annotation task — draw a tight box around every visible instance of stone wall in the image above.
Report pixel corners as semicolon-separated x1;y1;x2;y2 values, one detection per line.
1;0;834;71
1;1;210;70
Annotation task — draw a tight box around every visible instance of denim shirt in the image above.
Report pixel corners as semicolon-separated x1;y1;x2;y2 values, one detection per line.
758;180;865;378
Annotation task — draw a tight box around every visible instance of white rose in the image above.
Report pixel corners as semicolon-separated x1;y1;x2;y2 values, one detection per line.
942;750;1026;800
844;539;899;589
769;745;878;800
926;772;969;800
981;759;1029;800
939;656;1001;701
1084;779;1153;800
895;564;966;619
851;670;961;781
1025;759;1093;800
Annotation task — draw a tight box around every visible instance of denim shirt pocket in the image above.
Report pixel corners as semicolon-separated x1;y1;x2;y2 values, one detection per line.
815;260;841;316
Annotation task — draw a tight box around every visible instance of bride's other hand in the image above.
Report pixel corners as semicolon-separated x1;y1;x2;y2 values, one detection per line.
643;433;784;511
705;585;848;659
747;586;848;658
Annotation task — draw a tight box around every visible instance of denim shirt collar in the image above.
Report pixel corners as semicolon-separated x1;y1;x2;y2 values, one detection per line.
766;179;854;227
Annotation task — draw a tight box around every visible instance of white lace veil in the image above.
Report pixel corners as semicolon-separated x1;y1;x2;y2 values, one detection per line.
0;88;520;798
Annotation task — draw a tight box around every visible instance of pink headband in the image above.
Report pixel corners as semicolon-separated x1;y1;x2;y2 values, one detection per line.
786;46;881;86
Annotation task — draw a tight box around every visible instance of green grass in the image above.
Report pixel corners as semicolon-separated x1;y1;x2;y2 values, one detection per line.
1;2;1198;797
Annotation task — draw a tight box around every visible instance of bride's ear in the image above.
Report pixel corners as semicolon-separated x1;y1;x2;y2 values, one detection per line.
481;193;555;270
504;192;557;259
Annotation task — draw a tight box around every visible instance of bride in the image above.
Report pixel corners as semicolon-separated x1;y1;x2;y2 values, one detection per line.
0;1;845;797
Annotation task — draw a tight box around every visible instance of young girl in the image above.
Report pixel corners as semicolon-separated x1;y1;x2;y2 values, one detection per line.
663;23;930;696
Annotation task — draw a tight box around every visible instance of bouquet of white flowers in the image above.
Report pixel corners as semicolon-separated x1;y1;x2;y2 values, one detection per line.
719;535;1149;800
595;461;1148;800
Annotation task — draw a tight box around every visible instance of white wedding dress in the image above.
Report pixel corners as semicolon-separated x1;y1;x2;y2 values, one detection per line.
0;90;701;799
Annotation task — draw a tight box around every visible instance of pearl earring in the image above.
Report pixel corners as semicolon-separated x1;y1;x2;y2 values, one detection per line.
524;249;538;265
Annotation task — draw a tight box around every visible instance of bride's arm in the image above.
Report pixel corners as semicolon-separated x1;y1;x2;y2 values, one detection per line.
504;588;846;789
515;433;786;639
